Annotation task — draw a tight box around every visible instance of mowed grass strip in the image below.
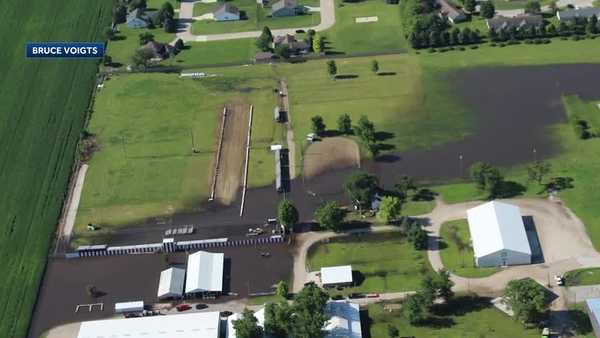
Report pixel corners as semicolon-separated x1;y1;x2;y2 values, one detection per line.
0;0;112;337
564;267;600;286
439;220;499;278
307;233;433;293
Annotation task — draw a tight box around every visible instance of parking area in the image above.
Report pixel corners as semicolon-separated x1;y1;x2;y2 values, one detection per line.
29;244;292;338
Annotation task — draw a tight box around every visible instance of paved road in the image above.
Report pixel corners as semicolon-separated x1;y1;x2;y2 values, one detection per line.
176;0;336;42
279;80;297;179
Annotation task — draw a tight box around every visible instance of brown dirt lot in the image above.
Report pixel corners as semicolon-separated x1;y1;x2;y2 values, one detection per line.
303;137;360;179
213;100;250;205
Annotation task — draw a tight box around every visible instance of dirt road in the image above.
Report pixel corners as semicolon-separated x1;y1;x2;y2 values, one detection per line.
279;80;297;179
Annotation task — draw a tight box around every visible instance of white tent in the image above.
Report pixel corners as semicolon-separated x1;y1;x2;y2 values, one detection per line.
321;265;353;286
185;251;224;294
324;301;363;338
466;201;532;267
77;312;221;338
157;267;185;299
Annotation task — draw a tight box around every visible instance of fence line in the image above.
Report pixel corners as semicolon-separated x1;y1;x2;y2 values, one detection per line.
209;107;228;201
240;105;253;217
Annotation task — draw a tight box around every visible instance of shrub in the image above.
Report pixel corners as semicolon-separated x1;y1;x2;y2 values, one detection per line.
428;48;436;53
490;42;497;47
470;45;478;49
459;47;466;51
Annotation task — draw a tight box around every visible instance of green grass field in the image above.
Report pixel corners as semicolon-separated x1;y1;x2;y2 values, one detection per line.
565;268;600;286
192;0;320;34
439;220;499;278
307;233;433;294
76;70;283;236
0;1;112;337
368;296;540;337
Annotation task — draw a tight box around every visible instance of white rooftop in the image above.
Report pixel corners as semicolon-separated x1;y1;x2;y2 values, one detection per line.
466;201;532;258
77;312;221;338
324;301;363;338
114;301;143;313
157;267;185;298
186;251;224;293
321;265;353;285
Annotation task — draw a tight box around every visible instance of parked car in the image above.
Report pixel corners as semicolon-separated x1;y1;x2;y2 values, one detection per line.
195;303;208;310
176;304;192;312
220;311;233;317
554;275;565;286
348;293;364;299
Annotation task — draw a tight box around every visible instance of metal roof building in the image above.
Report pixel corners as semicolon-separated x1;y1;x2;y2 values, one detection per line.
157;267;185;299
321;265;353;286
324;301;363;338
585;298;600;337
77;312;221;338
185;251;225;294
466;201;532;267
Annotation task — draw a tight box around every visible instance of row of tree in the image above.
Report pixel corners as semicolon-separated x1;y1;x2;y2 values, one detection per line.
403;269;454;324
409;27;482;49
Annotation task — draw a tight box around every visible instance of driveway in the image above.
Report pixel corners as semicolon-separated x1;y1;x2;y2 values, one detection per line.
175;0;335;42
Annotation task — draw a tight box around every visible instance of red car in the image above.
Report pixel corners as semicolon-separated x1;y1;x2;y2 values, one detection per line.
176;304;192;312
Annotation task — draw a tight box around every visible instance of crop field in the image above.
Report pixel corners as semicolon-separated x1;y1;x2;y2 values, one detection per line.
76;70;284;235
0;1;112;337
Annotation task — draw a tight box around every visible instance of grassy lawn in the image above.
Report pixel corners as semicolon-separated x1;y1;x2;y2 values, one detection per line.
76;71;282;237
439;220;499;278
563;95;600;135
307;233;433;294
403;199;437;215
192;0;320;34
565;268;600;286
0;1;112;336
368;296;541;338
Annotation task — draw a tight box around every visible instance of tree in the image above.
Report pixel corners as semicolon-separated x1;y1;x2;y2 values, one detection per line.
164;17;177;33
504;278;549;324
403;292;430;324
587;15;598;35
85;284;100;298
104;27;116;40
129;0;148;11
377;196;403;223
464;0;477;12
264;301;293;337
138;32;154;45
408;225;428;250
527;161;551;185
315;201;345;231
327;60;337;79
387;325;400;337
435;269;454;301
113;3;128;24
313;33;324;54
278;199;299;229
470;162;503;196
161;2;175;18
371;60;379;75
311;115;326;135
291;282;329;338
103;55;113;67
480;1;495;19
275;280;289;298
355;115;376;144
394;175;417;201
233;308;264;338
524;0;541;14
131;47;154;69
344;172;379;209
256;26;273;51
274;44;291;59
174;38;185;51
337;113;352;134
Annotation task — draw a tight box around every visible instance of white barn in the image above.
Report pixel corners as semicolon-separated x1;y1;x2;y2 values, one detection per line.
466;201;532;267
185;251;224;294
157;267;185;299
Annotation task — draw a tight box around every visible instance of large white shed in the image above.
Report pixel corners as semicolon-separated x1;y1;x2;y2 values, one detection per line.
466;201;532;267
185;251;224;294
157;267;185;299
321;265;353;287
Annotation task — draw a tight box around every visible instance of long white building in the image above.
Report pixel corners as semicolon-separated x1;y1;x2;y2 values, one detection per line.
185;251;224;294
466;201;532;267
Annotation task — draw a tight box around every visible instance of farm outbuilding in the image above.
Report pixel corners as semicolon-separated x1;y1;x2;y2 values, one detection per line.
321;265;353;287
467;201;532;267
157;267;185;299
185;251;225;294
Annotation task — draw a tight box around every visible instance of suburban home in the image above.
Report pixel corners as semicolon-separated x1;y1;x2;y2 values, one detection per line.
140;41;174;60
273;34;310;54
486;15;544;32
127;8;151;28
254;51;274;63
271;0;304;17
557;7;600;22
466;201;532;267
437;0;467;23
213;3;241;21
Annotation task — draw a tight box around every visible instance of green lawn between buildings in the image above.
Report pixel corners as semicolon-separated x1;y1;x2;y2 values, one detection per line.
307;233;433;294
192;0;320;35
439;220;499;278
368;296;541;338
565;267;600;287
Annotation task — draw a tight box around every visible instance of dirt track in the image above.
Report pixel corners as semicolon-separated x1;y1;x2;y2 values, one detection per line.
214;101;250;205
303;137;360;179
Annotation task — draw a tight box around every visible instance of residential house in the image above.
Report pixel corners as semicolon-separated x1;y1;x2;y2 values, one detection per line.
213;3;241;21
140;41;174;60
271;0;304;17
255;51;275;63
273;34;310;54
557;7;600;22
127;8;152;28
437;0;467;23
486;14;544;32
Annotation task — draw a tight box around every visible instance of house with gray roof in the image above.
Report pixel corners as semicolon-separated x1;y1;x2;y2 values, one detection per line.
486;15;544;32
214;3;241;21
437;0;467;23
557;7;600;22
139;41;174;60
271;0;304;17
273;34;310;54
127;8;151;28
